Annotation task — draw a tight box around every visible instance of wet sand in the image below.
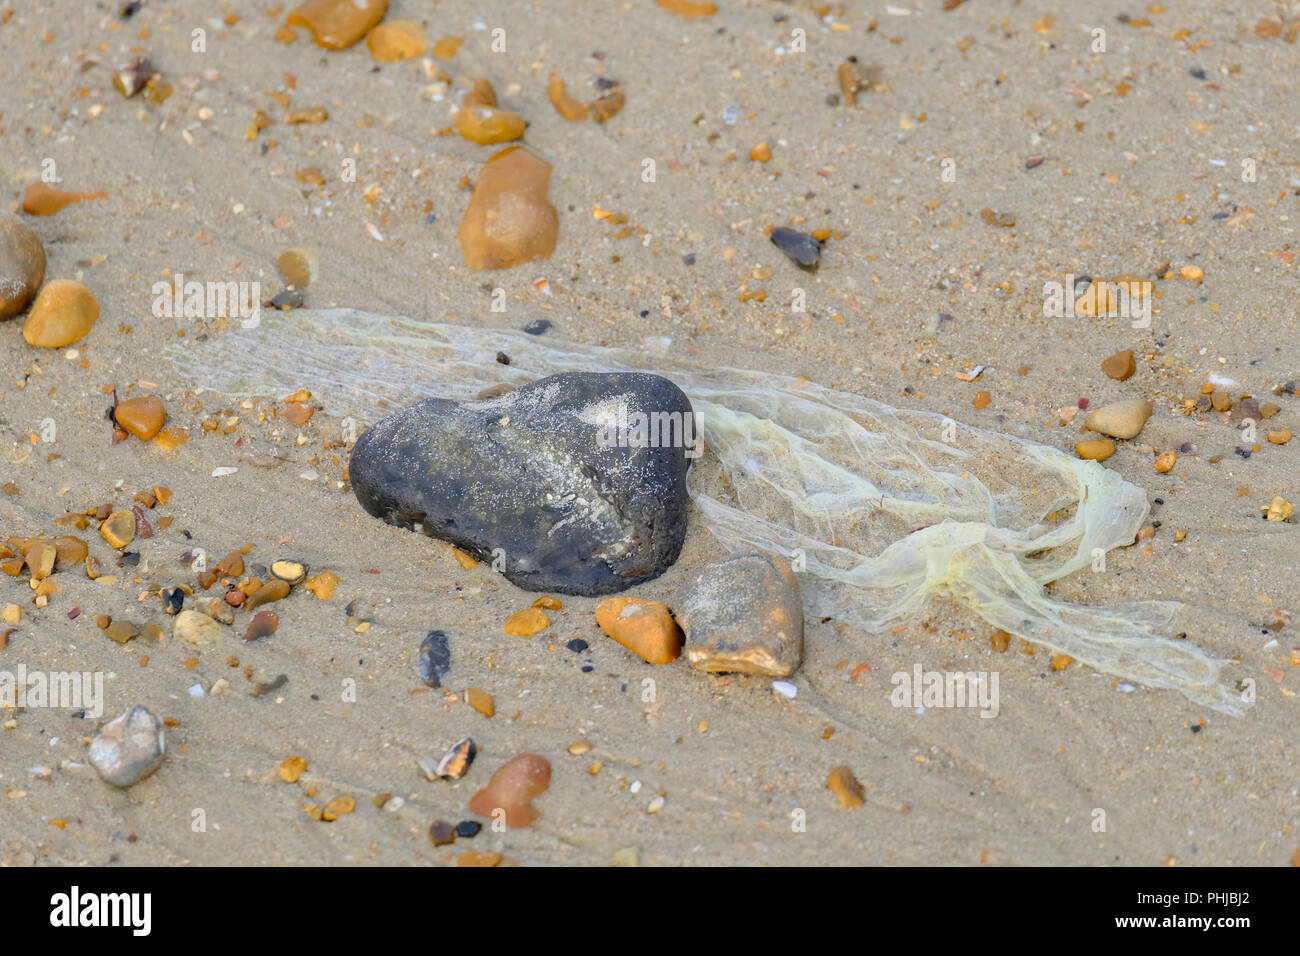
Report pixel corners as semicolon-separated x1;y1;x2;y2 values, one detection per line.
1;0;1297;865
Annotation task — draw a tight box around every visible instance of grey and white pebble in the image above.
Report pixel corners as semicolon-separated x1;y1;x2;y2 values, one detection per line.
769;226;821;271
88;705;165;787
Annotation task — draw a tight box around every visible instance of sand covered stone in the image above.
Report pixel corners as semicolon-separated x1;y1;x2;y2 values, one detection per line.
22;279;99;348
0;211;45;321
468;753;551;828
174;610;223;647
287;0;387;50
114;395;166;440
88;705;165;787
595;597;682;664
349;372;693;596
678;553;803;677
1084;398;1152;439
458;146;558;270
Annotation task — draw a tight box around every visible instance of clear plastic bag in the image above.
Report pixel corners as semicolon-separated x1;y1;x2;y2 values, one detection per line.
166;309;1245;713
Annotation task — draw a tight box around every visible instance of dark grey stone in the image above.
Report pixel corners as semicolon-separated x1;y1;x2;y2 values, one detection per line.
350;372;694;596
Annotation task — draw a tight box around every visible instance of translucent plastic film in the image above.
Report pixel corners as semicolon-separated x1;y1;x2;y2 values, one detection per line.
166;309;1244;713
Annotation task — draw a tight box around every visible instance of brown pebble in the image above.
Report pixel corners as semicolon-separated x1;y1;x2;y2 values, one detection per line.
454;105;527;146
21;182;107;216
1075;438;1116;462
105;620;139;644
467;753;551;828
589;89;626;123
827;765;865;809
365;19;426;62
1211;390;1232;412
277;248;319;289
0;211;46;321
286;107;329;124
657;0;717;19
287;0;388;50
114;396;167;440
991;629;1011;653
100;510;136;549
465;687;495;717
458;147;558;271
1154;450;1177;473
457;850;501;867
22;280;99;348
504;607;549;636
547;74;588;122
243;610;279;642
428;820;456;846
1101;349;1136;381
245;579;291;610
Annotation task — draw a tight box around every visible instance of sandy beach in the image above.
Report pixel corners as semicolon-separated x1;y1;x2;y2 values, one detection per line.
1;0;1297;866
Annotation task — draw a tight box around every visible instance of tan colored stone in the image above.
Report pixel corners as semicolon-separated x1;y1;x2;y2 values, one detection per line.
678;553;803;677
1083;399;1152;439
174;610;223;647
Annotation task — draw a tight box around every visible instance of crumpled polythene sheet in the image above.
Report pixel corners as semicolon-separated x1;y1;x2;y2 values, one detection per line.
166;309;1245;714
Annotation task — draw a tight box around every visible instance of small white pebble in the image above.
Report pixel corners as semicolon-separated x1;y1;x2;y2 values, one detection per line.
647;795;665;814
212;466;238;477
773;681;798;699
188;683;204;697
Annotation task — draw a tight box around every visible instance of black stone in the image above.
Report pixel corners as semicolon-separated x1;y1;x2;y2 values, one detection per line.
455;820;481;838
566;638;588;653
162;586;185;615
417;630;451;687
523;319;552;335
769;227;821;271
496;351;510;365
350;372;694;596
